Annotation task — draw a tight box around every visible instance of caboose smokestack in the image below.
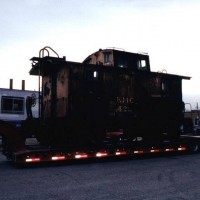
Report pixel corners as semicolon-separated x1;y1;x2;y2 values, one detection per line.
22;80;25;90
9;79;13;89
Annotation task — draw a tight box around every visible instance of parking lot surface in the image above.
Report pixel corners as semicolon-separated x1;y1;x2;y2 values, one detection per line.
1;152;200;200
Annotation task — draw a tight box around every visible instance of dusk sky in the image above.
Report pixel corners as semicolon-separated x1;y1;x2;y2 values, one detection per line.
1;0;200;107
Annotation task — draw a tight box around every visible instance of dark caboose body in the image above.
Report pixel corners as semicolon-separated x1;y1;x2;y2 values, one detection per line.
29;47;190;149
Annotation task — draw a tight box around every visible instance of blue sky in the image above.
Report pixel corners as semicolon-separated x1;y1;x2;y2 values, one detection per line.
1;0;200;107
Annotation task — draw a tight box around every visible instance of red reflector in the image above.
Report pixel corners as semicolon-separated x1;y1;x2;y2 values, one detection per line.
25;158;41;162
51;156;66;161
115;151;127;155
150;149;160;153
75;154;88;159
178;147;187;151
96;152;108;157
165;148;175;152
134;150;144;154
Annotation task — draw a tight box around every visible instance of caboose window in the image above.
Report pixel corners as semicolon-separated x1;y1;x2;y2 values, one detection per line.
93;71;98;78
86;70;98;80
1;96;24;114
137;60;147;70
104;52;110;63
116;56;128;68
161;81;168;92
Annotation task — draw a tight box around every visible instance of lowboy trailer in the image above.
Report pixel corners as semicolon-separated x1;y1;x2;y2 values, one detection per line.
1;46;200;164
11;137;200;164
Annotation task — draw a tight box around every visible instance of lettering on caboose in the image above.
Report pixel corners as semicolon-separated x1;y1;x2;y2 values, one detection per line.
109;96;134;115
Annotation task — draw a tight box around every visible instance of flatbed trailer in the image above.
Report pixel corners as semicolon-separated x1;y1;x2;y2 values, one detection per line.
11;135;200;164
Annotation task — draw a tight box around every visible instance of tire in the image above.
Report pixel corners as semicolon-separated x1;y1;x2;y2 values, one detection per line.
189;143;199;153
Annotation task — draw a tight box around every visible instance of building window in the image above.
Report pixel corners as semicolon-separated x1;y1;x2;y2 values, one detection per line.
1;96;24;114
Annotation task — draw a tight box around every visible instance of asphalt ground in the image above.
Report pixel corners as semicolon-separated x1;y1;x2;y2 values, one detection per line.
1;149;200;200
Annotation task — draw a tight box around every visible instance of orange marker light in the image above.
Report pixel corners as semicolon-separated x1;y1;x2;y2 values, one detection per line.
96;152;108;157
25;158;41;162
51;156;66;161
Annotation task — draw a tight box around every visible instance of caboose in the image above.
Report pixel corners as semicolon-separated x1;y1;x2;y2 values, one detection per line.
28;47;190;149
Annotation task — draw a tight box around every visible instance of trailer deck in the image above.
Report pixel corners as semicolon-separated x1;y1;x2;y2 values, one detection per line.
11;136;197;164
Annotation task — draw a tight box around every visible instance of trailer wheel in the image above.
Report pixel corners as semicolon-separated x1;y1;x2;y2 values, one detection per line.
189;143;199;153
